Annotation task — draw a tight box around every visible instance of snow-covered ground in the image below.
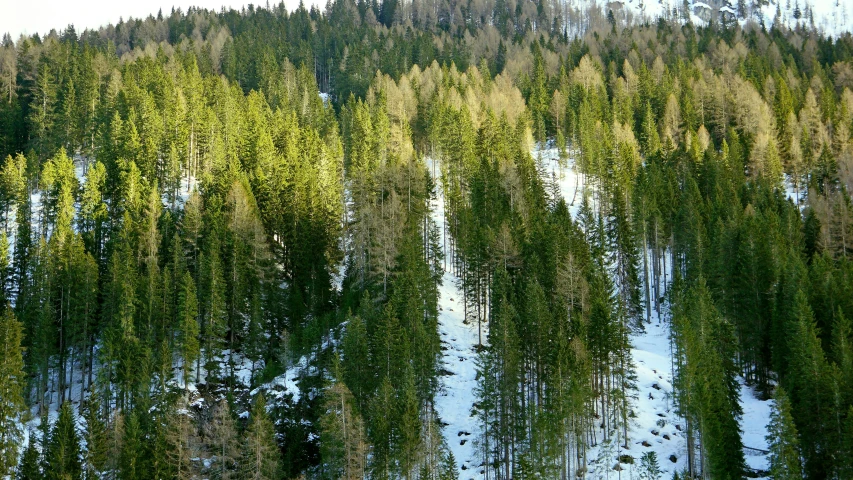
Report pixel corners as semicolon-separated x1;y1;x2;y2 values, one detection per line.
430;146;774;478
740;381;774;475
545;147;694;478
430;157;487;477
15;146;774;478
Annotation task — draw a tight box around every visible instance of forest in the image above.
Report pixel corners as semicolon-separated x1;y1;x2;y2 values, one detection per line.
0;0;852;478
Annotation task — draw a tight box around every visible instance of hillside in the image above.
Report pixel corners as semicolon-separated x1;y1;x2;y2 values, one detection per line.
0;1;852;480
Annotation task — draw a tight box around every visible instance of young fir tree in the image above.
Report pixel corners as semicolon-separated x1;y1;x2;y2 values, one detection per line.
177;271;200;389
0;306;25;477
397;365;422;477
766;387;803;480
16;437;40;480
165;399;201;480
0;233;10;304
319;375;367;480
200;235;227;382
119;411;145;480
785;290;835;478
81;388;109;479
206;399;240;480
44;401;82;480
342;312;370;410
242;394;280;480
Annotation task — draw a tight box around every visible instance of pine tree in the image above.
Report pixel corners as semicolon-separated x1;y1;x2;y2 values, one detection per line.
242;394;280;480
79;160;107;264
439;446;458;480
672;280;744;479
841;406;853;478
81;389;108;479
44;402;83;480
200;235;227;382
639;451;662;480
528;43;549;142
206;399;240;480
165;399;201;480
0;306;25;477
397;366;422;477
342;313;370;410
766;387;803;480
0;153;26;234
177;271;200;388
119;411;144;480
785;290;835;478
320;378;367;480
16;437;40;480
369;376;395;479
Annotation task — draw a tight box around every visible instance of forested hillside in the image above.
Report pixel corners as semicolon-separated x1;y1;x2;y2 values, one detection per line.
0;1;852;479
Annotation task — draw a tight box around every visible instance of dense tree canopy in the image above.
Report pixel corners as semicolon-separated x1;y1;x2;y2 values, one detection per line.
0;0;851;478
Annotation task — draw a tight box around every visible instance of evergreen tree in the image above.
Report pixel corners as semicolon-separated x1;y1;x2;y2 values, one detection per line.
177;271;200;388
81;389;108;479
119;411;145;480
0;306;25;477
766;387;803;480
16;437;40;480
206;399;240;480
44;402;83;480
165;399;201;480
319;377;367;480
242;394;280;480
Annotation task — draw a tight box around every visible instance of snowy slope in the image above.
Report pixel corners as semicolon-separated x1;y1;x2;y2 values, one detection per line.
431;157;488;477
601;0;850;37
547;147;772;478
543;147;694;478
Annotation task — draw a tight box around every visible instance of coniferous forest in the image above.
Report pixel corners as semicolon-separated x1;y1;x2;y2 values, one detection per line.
0;0;852;479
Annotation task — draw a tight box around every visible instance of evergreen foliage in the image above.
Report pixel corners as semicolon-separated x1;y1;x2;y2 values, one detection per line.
0;2;851;478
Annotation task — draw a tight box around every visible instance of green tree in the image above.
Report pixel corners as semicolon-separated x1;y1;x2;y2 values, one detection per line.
242;394;280;480
81;389;108;479
119;411;145;480
639;451;662;480
44;402;82;480
206;399;240;480
200;235;227;382
177;271;199;388
766;387;803;480
16;438;40;480
319;378;367;480
0;306;25;477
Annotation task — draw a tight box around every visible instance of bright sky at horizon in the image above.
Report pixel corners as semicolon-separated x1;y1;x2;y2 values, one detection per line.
0;0;323;41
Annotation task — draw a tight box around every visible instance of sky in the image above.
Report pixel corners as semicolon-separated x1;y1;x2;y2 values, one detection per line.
0;0;322;40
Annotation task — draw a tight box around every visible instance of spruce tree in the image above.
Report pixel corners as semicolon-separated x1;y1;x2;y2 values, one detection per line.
44;401;83;480
16;437;40;480
81;389;108;479
165;399;201;480
177;271;200;388
206;399;240;480
0;306;25;477
320;378;367;480
119;412;144;480
242;394;280;480
766;387;803;480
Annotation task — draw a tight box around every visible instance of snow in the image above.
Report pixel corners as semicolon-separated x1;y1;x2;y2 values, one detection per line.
431;156;486;477
784;174;807;210
11;144;777;478
740;381;774;475
622;318;689;475
541;144;772;478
